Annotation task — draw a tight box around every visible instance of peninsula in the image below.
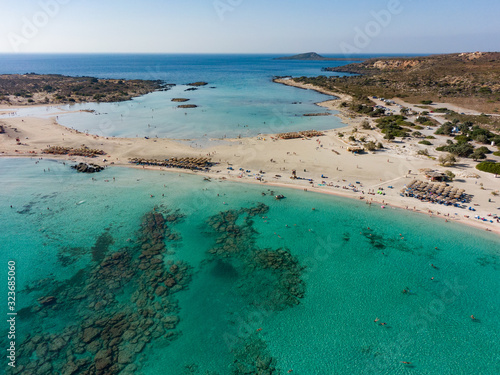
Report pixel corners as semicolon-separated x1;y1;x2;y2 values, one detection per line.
0;74;166;106
319;52;500;115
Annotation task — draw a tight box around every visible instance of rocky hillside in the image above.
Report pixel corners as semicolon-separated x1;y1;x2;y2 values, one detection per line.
315;52;500;113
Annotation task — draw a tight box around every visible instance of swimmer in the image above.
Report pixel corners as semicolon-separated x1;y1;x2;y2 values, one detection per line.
402;361;411;365
470;315;476;320
374;317;379;322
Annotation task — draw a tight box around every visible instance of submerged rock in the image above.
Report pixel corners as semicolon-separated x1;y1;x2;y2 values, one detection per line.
37;296;57;306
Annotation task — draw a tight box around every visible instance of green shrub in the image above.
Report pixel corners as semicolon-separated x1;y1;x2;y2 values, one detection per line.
434;108;450;113
436;142;475;157
476;146;491;154
421;100;433;105
435;122;454;136
439;154;457;167
454;135;470;143
419;140;432;145
476;162;500;174
445;170;455;181
365;141;377;151
361;120;371;129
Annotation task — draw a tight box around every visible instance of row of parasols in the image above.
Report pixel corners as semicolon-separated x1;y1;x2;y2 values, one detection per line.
401;180;471;205
129;157;214;171
276;130;324;140
42;145;105;158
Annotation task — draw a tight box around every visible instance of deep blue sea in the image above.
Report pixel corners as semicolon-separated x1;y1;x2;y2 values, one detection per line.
1;54;499;375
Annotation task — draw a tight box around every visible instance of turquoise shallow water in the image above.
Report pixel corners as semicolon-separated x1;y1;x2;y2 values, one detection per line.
54;82;344;140
1;158;499;374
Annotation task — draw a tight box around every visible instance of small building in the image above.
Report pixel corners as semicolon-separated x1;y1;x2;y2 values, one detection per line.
347;147;364;154
425;171;447;182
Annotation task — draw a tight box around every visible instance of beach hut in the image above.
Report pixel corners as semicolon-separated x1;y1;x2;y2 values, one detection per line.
425;171;447;182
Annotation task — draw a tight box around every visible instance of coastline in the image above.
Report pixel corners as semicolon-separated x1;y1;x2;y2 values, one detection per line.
1;84;499;237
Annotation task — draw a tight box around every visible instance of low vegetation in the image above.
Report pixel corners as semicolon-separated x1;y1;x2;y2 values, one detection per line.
319;52;500;113
375;115;412;140
476;162;500;174
0;74;166;105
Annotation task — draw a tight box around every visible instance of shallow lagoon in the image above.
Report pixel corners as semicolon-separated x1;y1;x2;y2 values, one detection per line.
1;54;355;140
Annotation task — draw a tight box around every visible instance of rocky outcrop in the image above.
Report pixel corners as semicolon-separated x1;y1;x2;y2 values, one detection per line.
187;81;208;86
71;163;104;173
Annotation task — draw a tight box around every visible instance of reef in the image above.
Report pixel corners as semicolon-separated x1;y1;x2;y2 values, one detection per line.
10;208;190;375
203;203;306;373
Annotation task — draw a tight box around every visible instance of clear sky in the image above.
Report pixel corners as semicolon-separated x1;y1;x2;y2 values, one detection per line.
0;0;499;54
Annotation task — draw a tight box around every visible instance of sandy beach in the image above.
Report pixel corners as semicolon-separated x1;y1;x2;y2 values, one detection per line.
1;84;499;236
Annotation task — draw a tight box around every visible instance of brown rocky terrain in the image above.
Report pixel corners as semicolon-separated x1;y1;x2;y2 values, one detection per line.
316;52;500;114
0;74;167;106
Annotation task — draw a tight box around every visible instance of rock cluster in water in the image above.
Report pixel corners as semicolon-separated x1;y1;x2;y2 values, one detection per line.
10;208;191;375
71;162;104;173
205;203;306;374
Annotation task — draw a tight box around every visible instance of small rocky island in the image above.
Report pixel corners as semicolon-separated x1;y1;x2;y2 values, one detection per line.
274;52;365;61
